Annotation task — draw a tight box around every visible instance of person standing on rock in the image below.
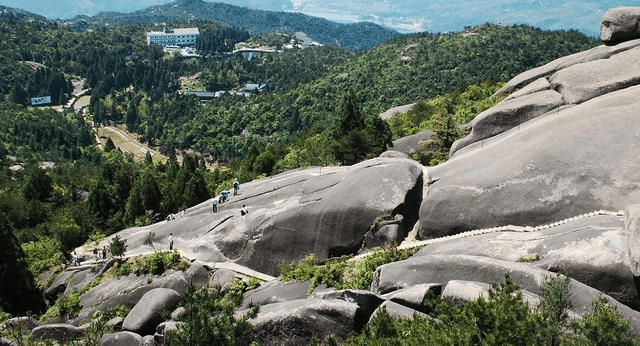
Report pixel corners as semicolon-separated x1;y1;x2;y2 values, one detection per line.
233;178;240;196
169;233;175;250
241;205;249;216
102;246;107;260
72;251;79;266
212;197;218;213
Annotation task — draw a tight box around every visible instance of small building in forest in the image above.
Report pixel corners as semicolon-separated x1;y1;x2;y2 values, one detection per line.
146;27;199;47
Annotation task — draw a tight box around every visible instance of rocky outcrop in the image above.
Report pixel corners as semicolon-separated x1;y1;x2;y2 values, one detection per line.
371;254;640;333
238;280;312;310
209;269;237;295
420;84;640;238
549;47;640;105
31;324;82;344
601;7;640;44
96;157;423;276
99;331;144;346
450;89;564;155
413;213;638;309
122;288;183;336
239;299;360;346
390;130;433;156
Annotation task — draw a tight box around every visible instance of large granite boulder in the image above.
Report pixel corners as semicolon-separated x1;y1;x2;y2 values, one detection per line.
549;47;640;105
371;254;640;333
99;331;143;346
450;89;563;155
74;262;206;325
122;288;183;336
97;157;423;276
238;280;312;310
601;7;640;45
415;213;638;309
493;38;640;97
419;84;640;238
239;299;360;346
31;324;81;344
390;130;433;156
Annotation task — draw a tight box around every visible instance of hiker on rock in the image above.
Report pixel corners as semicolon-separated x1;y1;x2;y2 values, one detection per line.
233;178;240;196
241;205;249;216
169;233;175;250
102;246;107;260
212;197;218;213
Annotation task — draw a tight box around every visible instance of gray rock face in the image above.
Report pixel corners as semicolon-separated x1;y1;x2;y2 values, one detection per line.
99;331;143;346
122;288;183;336
493;38;640;97
450;89;563;155
100;157;423;277
238;280;312;311
601;7;640;44
370;300;428;321
310;288;384;326
420;84;640;238
154;321;181;345
504;77;551;102
106;317;124;331
390;130;433;156
415;214;638;309
31;324;81;344
371;254;640;333
44;270;75;302
442;280;490;305
626;205;640;277
240;299;359;346
363;214;405;249
2;317;40;333
549;47;640;105
381;283;442;313
75;262;204;325
209;268;236;295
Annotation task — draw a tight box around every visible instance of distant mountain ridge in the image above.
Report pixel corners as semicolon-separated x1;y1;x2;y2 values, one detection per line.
0;0;627;37
14;0;398;50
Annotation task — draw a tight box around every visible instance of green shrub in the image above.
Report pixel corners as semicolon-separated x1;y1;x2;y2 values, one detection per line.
40;276;102;322
167;284;257;346
21;236;66;277
279;242;421;294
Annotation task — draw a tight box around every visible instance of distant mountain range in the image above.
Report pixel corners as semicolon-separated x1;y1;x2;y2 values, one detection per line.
0;0;633;36
0;0;400;50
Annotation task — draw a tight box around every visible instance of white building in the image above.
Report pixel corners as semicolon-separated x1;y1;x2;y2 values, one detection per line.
146;27;199;47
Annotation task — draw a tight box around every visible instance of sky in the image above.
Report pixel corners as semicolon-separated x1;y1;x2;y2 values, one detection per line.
1;0;638;36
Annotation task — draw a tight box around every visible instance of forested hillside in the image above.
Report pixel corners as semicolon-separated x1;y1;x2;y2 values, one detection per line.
66;0;400;51
0;15;600;316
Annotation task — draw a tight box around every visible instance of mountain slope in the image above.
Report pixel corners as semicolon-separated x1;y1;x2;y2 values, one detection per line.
66;0;400;50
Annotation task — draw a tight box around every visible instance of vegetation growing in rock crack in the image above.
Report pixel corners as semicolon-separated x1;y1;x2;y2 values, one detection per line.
167;281;259;346
279;242;421;294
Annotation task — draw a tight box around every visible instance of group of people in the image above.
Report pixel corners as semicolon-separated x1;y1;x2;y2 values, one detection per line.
73;246;108;266
211;178;248;216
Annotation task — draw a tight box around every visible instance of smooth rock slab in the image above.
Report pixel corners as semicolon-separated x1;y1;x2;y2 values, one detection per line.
98;157;424;277
550;46;640;105
371;254;640;334
420;84;640;239
416;214;637;309
31;324;81;344
370;300;429;321
239;299;359;346
99;331;143;346
450;89;563;155
381;283;442;314
601;7;640;44
122;288;183;336
238;280;311;311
